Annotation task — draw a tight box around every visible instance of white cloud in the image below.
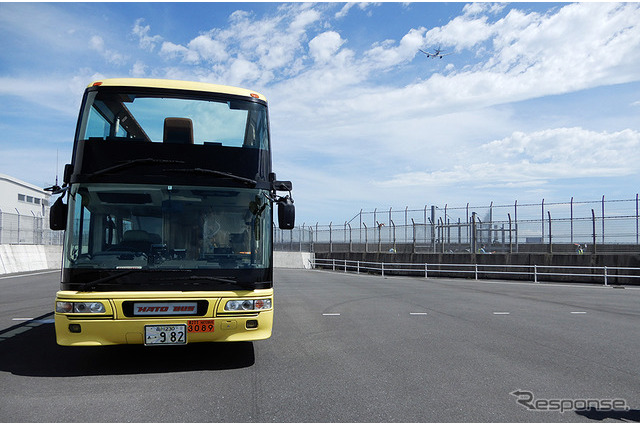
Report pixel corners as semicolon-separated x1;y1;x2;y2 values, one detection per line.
131;60;147;77
187;35;228;63
377;127;640;189
89;35;126;65
335;3;379;19
159;41;190;60
309;31;345;63
132;18;162;51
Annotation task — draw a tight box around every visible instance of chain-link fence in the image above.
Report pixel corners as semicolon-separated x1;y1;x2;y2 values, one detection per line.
274;195;640;254
0;211;63;245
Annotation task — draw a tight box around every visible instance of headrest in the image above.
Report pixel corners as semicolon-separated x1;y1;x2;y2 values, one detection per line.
163;117;193;144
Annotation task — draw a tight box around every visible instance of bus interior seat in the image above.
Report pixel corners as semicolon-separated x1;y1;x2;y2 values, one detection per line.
164;117;194;144
117;230;153;252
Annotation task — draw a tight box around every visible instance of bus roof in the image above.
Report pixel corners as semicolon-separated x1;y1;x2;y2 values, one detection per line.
87;78;267;102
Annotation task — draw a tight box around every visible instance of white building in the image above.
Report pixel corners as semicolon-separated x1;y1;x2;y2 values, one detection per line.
0;173;50;217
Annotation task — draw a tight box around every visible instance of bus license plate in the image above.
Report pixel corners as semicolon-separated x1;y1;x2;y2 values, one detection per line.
188;320;215;333
144;324;187;345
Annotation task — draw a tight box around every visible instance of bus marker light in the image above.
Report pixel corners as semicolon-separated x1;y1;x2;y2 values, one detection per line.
56;302;73;313
250;93;259;98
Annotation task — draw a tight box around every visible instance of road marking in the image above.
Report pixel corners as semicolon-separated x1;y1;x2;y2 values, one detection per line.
409;312;428;316
493;312;510;315
571;311;587;314
12;317;54;323
322;313;341;316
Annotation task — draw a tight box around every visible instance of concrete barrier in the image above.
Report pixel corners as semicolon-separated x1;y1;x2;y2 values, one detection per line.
0;246;314;275
274;251;314;269
0;244;62;274
314;251;640;285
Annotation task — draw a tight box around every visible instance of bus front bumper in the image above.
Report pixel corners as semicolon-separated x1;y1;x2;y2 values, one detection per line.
54;311;273;346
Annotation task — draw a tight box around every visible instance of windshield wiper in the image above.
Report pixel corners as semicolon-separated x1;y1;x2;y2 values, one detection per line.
157;275;254;290
86;158;185;179
79;269;143;291
164;168;257;187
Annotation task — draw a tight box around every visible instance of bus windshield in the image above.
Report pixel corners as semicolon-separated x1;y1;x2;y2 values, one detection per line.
63;183;272;272
78;89;269;149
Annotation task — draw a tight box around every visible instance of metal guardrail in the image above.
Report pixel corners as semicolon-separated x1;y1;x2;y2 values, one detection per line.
313;258;640;286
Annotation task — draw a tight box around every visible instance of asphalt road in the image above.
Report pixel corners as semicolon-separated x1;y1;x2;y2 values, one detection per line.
0;268;639;422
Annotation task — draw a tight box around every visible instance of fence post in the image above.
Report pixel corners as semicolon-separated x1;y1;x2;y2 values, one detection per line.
508;213;513;253
541;198;545;243
357;260;360;274
489;201;493;244
548;211;552;253
411;218;416;254
348;223;352;252
471;212;477;254
636;194;640;245
332;259;335;271
381;262;385;277
602;195;605;245
514;200;519;253
466;203;470;247
390;219;396;252
425;263;428;278
474;264;478;280
363;222;368;253
604;266;608;286
310;226;314;253
534;265;538;283
328;222;335;252
430;205;436;251
405;206;408;244
591;209;597;254
570;196;574;245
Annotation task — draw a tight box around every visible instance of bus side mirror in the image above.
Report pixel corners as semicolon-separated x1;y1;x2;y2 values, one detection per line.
50;196;68;231
277;197;295;230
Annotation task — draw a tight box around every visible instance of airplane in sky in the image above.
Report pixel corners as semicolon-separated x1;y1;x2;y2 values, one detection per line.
418;47;453;59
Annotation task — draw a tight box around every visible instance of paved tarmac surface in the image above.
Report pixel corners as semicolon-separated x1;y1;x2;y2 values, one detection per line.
0;269;639;422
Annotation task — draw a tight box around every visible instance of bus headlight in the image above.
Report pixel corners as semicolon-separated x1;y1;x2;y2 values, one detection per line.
224;299;272;311
56;301;106;314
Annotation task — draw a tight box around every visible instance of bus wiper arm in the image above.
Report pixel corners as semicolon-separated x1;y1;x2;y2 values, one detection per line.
186;275;238;284
79;269;142;291
160;275;253;289
86;158;185;179
164;168;257;187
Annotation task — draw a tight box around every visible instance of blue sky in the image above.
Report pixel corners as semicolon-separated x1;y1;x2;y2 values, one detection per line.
0;2;639;225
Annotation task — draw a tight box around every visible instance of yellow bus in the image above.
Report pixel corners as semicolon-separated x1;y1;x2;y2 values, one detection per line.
48;78;294;346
